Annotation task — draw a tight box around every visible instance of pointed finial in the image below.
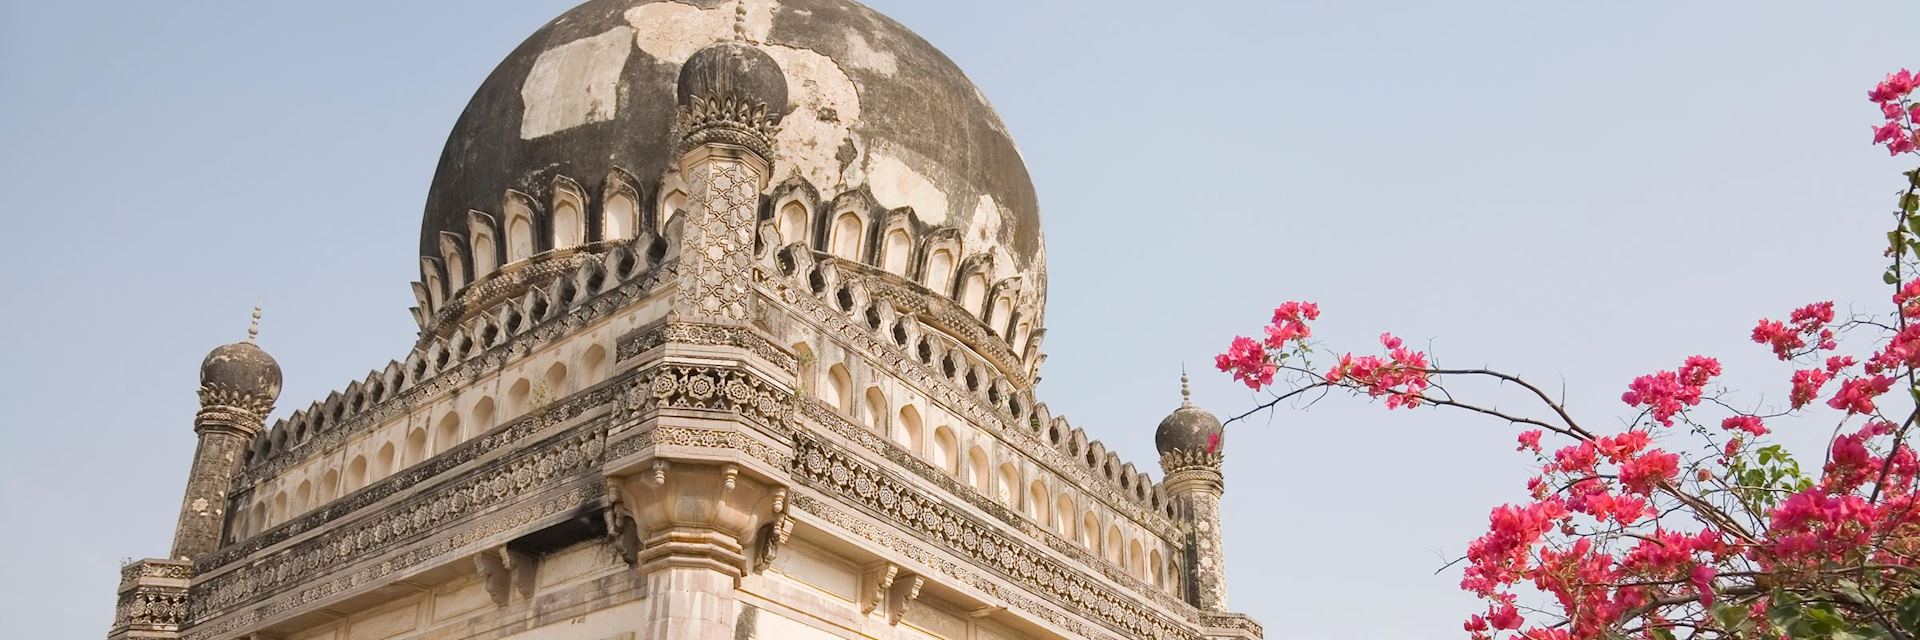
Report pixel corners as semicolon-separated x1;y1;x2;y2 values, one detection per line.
1180;365;1193;407
247;304;262;343
733;0;749;42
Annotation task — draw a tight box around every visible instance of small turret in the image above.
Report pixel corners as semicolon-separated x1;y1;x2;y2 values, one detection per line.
1156;371;1229;611
171;308;282;562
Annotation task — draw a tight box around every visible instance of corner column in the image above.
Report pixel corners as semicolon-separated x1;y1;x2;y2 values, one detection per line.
1164;451;1229;611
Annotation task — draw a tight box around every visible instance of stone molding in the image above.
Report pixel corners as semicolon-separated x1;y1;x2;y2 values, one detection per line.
798;396;1192;607
767;272;1178;536
790;434;1197;640
233;253;679;486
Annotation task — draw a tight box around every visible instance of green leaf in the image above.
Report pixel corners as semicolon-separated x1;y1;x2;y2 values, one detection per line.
1903;193;1920;214
1649;628;1678;640
1897;594;1920;634
1887;267;1902;285
1712;603;1751;632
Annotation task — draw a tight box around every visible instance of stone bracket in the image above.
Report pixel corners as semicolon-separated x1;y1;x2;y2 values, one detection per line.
752;487;791;573
887;573;926;626
474;545;537;607
860;563;897;615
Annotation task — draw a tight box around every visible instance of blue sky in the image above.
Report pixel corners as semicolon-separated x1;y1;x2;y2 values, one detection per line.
2;1;1917;637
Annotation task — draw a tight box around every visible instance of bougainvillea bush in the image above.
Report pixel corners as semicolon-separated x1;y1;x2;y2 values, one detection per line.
1217;72;1920;640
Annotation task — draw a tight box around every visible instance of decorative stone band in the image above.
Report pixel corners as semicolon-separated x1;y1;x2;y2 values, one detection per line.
766;273;1178;535
192;406;265;436
183;482;604;640
231;258;679;487
790;434;1197;640
205;382;622;571
197;384;275;420
674;94;779;159
110;559;191;637
617;320;799;375
618;362;793;435
188;426;610;623
797;396;1194;612
421;249;600;343
1159;449;1224;476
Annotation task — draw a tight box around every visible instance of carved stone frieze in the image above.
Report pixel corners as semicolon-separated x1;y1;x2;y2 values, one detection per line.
790;435;1194;640
180;482;602;640
615;363;793;436
205;383;620;571
765;274;1177;536
234;259;679;487
189;426;608;623
796;396;1192;610
616;320;798;374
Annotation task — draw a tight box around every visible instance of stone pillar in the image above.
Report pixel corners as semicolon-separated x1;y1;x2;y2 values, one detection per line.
1164;452;1228;611
674;143;770;323
169;407;263;562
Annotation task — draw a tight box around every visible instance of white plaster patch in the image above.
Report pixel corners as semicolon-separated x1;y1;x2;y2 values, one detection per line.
625;0;775;64
520;27;636;140
841;31;897;75
765;45;863;194
625;0;862;196
965;194;1004;251
866;153;949;225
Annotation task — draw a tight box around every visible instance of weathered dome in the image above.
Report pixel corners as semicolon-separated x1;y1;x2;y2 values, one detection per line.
418;0;1045;322
199;341;283;409
1155;376;1222;456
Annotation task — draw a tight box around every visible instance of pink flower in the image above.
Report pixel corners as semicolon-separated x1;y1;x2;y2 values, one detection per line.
1789;368;1830;409
1488;603;1523;631
1215;336;1275;390
1691;564;1717;608
1622;356;1720;426
1720;415;1768;436
1827;375;1893;414
1517;430;1543;452
1869;69;1916;103
1619;449;1680;494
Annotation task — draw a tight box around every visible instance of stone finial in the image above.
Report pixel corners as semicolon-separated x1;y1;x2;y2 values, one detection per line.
733;0;749;42
246;304;262;343
1180;366;1192;407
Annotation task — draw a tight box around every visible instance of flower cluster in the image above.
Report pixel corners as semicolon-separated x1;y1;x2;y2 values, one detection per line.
1750;301;1835;359
1619;356;1720;426
1215;301;1320;389
1870;69;1919;155
1325;333;1432;409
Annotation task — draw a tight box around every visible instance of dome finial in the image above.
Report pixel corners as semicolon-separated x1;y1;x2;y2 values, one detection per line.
1180;365;1193;407
247;303;263;343
733;0;749;42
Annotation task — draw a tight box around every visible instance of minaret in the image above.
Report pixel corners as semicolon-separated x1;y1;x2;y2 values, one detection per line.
1155;371;1229;611
669;2;785;323
171;308;282;561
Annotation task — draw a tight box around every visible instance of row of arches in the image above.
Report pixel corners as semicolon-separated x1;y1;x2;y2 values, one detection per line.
797;340;1179;592
767;184;1039;350
421;171;656;314
232;343;611;540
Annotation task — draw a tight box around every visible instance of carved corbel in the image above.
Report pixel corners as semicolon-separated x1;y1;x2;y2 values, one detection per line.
861;563;898;615
887;574;925;625
752;487;792;573
652;459;670;486
474;546;537;606
604;479;640;566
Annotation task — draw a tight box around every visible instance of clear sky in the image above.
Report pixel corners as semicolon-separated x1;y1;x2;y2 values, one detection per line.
2;1;1916;638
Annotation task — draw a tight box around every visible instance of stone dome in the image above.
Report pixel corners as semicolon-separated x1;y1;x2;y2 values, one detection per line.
417;0;1045;328
1154;376;1222;456
199;341;283;410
